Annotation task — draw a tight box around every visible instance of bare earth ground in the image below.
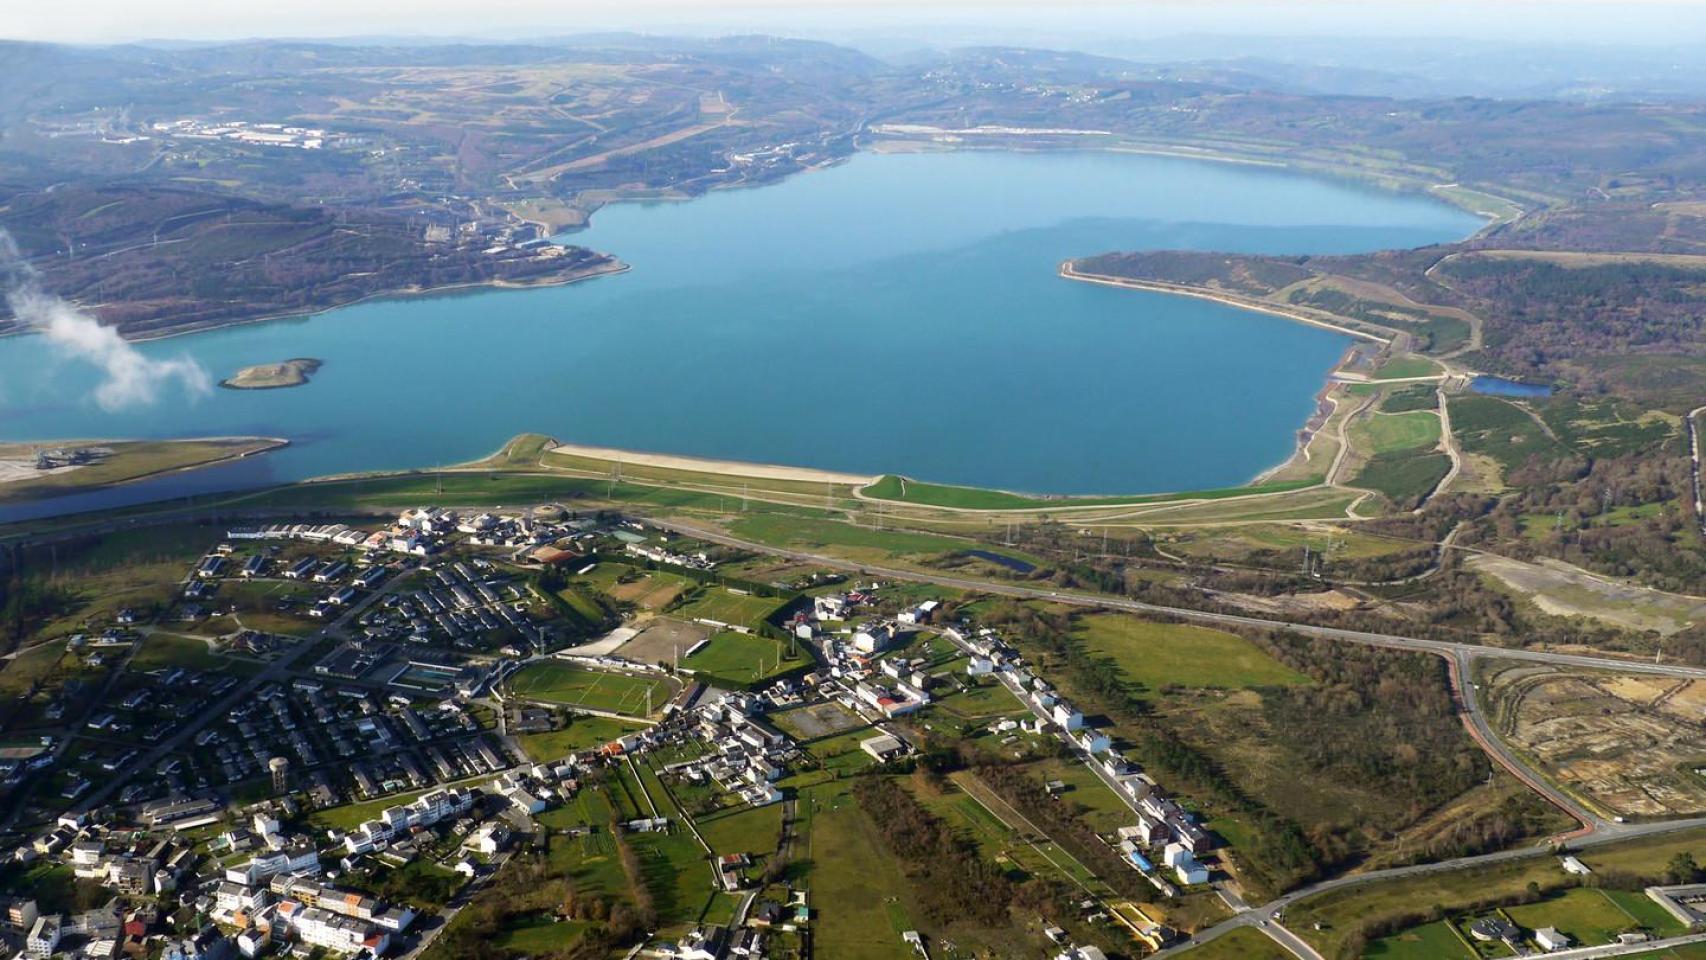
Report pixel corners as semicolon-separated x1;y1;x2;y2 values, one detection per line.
614;618;711;665
772;700;866;740
1486;662;1706;817
1469;553;1706;635
0;459;81;484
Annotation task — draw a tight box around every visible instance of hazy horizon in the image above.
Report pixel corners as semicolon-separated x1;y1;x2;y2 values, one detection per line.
8;0;1706;48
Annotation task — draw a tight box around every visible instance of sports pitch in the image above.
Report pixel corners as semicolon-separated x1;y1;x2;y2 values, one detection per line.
675;588;786;628
508;661;677;717
681;630;798;685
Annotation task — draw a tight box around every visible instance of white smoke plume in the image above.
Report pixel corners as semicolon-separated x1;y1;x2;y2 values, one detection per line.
0;227;210;411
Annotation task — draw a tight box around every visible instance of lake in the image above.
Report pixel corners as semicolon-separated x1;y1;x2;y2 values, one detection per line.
0;150;1481;520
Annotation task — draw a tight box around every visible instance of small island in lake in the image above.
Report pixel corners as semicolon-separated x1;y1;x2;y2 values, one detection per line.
222;358;323;390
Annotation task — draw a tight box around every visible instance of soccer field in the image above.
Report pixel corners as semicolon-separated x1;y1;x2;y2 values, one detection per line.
681;630;799;686
675;588;786;628
508;661;677;716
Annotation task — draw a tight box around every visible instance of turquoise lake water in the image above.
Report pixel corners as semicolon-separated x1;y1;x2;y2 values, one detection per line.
0;150;1481;519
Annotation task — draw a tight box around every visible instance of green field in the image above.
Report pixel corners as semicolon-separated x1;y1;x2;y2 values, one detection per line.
800;779;915;960
1503;887;1668;948
1178;927;1297;959
726;513;972;559
1351;451;1452;503
493;914;592;956
516;716;646;762
696;800;785;857
508;661;676;717
1602;889;1690;935
128;632;263;676
1074;615;1307;694
1371;356;1443;380
674;588;786;629
680;630;802;687
1379;384;1441;413
540;788;625;899
1354;411;1442;455
1365;919;1474;959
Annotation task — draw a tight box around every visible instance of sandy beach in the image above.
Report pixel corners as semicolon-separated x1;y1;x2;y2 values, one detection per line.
546;440;877;486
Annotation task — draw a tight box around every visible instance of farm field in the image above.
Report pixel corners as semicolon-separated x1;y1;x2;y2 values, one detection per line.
798;779;914;960
507;661;677;717
695;800;785;857
1073;615;1307;694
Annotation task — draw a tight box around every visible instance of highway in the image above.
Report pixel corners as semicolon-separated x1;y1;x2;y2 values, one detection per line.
647;517;1706;683
636;516;1706;957
18;501;1706;958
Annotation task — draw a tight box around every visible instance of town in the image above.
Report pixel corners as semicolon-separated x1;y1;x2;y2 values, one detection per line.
0;502;1254;960
4;500;1706;960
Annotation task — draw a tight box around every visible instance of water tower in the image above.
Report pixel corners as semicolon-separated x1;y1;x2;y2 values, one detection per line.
269;756;290;794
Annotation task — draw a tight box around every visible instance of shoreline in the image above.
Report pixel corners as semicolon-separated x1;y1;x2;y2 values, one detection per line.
0;260;630;346
1058;262;1395;344
220;357;323;391
0;436;290;506
1059;263;1402;489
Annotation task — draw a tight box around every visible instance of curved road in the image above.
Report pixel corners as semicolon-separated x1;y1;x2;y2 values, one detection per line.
14;501;1706;958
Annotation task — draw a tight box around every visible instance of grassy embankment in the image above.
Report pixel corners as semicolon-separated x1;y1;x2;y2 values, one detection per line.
0;438;284;503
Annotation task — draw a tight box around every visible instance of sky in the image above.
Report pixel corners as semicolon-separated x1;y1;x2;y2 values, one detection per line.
6;0;1706;47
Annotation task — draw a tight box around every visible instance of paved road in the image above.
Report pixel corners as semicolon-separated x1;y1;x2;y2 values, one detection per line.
22;501;1706;958
1449;650;1605;835
74;574;397;814
648;517;1706;682
14;503;1703;681
1155;811;1706;958
638;516;1706;957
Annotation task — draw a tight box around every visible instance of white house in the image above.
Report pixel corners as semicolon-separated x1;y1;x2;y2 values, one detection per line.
1076;730;1111;754
1051;702;1084;731
853;621;897;654
1535;928;1572;952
